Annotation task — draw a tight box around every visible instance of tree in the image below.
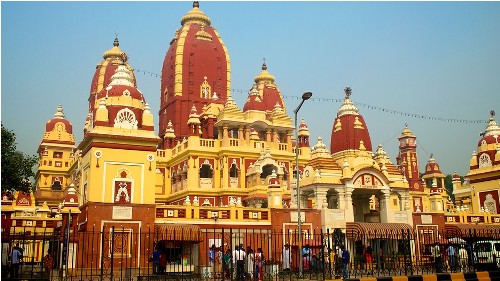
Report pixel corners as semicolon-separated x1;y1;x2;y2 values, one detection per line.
1;123;38;193
444;174;455;202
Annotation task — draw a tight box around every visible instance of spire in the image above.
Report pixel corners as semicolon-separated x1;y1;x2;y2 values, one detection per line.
254;63;276;84
109;65;135;87
337;86;359;117
103;35;125;60
54;104;65;119
180;1;211;26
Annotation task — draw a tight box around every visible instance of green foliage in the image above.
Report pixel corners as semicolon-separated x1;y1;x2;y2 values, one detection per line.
444;174;454;202
1;123;38;193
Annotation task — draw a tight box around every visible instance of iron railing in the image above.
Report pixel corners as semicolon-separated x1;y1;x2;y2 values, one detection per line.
1;227;499;280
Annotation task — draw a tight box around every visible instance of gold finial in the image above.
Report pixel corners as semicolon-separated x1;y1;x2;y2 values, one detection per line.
193;1;199;8
262;62;267;70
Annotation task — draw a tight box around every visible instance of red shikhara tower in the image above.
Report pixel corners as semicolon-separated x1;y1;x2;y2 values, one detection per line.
159;1;231;147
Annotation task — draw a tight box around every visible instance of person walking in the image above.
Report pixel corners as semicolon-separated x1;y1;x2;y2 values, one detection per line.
9;244;22;279
341;246;350;279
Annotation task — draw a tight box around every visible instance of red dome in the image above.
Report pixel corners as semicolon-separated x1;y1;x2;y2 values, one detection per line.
423;154;445;178
330;87;372;154
477;135;499;147
159;2;230;140
89;37;136;112
44;105;74;135
243;84;266;112
96;84;144;101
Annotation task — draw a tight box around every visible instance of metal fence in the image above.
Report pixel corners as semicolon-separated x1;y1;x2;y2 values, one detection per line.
2;226;499;280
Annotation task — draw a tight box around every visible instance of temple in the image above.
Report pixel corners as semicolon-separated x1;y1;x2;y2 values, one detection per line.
2;1;499;276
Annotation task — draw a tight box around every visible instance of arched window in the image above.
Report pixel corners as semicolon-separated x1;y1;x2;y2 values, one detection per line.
114;108;138;130
229;163;238;178
260;164;276;179
52;178;62;190
200;164;213;178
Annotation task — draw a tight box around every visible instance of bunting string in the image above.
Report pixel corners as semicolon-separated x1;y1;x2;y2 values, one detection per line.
134;68;487;124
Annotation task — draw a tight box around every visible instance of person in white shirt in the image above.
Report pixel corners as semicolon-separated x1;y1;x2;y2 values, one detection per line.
282;243;292;271
458;245;468;271
232;245;246;280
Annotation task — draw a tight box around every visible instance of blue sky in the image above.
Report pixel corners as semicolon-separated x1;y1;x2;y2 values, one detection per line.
2;1;499;176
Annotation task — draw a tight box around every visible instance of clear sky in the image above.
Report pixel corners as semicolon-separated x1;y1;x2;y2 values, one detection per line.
2;1;500;176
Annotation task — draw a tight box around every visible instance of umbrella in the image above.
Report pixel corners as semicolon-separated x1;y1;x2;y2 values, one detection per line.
447;237;466;245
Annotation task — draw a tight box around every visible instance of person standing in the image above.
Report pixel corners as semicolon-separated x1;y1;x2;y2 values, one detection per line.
302;244;311;271
245;247;254;280
364;246;373;273
216;246;223;276
458;245;468;272
446;243;456;272
9;245;22;279
232;245;246;280
223;249;232;279
255;248;264;281
152;247;161;274
42;251;54;278
341;246;350;279
431;242;442;273
282;243;292;271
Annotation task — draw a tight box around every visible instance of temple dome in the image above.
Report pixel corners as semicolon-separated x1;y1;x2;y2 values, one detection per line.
42;105;75;145
160;1;230;140
89;37;136;112
422;154;445;179
330;87;372;154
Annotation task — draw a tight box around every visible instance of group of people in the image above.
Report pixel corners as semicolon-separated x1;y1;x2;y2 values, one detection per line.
211;244;265;280
152;246;167;274
432;242;469;273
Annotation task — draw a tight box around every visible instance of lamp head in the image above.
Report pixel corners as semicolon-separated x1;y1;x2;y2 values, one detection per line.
302;92;313;100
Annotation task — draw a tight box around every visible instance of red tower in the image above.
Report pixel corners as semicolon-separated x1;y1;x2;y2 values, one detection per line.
159;1;230;147
397;125;422;192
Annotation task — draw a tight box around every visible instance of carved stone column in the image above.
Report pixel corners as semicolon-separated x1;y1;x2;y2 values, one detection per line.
315;189;328;210
379;189;391;223
344;186;354;222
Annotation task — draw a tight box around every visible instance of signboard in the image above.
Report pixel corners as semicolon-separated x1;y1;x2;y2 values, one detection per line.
112;206;133;220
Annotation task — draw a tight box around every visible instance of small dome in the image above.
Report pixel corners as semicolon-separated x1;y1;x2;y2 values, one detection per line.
422;154;445;179
298;119;310;137
452;171;460;180
400;124;416;138
254;63;275;84
180;1;211;26
90;37;136;113
243;84;266;112
44;105;74;139
477;111;500;146
103;37;125;60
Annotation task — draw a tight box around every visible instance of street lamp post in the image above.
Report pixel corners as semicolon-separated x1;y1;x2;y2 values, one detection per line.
294;92;312;278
